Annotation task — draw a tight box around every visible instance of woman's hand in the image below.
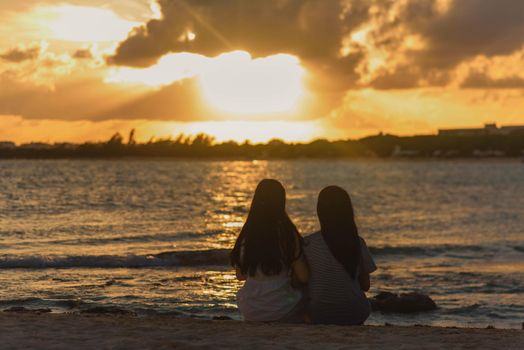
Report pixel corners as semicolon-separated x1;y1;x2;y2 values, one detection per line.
235;267;247;281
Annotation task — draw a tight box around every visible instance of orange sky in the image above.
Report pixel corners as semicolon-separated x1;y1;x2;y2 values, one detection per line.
1;0;524;144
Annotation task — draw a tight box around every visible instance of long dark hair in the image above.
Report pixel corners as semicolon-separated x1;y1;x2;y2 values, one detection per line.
230;179;300;277
317;186;361;279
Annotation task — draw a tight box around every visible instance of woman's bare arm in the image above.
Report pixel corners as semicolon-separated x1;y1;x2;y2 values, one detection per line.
291;233;309;285
292;254;309;285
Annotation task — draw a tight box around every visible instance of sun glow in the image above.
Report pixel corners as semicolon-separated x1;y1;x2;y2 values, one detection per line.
107;51;306;117
198;52;305;116
176;120;320;143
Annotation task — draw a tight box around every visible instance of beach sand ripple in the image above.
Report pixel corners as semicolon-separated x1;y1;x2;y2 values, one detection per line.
1;313;522;350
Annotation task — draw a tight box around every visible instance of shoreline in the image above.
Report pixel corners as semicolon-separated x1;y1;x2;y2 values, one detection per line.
2;313;522;349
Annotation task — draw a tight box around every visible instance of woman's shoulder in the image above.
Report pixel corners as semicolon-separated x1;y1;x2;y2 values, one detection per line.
303;232;327;256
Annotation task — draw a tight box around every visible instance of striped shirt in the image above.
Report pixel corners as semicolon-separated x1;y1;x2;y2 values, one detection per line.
304;232;377;325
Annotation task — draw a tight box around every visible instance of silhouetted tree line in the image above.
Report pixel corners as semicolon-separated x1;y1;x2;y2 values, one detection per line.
1;129;524;159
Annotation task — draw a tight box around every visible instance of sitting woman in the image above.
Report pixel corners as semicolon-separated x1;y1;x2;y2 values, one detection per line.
304;186;376;325
230;179;309;322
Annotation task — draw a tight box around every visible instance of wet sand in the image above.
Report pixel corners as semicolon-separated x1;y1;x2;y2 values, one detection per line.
2;313;522;349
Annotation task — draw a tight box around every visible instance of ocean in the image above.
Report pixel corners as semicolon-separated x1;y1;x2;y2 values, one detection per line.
0;159;522;328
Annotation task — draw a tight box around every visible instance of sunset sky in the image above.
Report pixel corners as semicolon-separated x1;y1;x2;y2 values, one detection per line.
1;0;524;144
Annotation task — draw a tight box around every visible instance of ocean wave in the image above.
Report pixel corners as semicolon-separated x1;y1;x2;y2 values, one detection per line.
369;244;494;257
0;297;42;305
0;243;508;269
0;249;230;269
441;303;482;315
45;230;225;246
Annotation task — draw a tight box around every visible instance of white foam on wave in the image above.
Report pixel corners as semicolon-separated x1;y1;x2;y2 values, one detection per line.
0;249;230;269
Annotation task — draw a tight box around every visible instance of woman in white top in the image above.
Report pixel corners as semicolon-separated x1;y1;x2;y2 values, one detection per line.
304;186;377;325
230;179;309;322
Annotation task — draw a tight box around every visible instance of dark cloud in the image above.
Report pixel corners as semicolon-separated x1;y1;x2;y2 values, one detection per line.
409;0;524;69
369;65;451;90
109;0;376;98
368;66;421;90
356;0;524;89
111;0;345;66
0;45;40;62
461;72;524;89
73;48;94;60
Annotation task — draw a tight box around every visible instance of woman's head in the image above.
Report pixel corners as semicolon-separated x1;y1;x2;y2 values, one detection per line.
230;179;300;277
249;179;286;218
317;186;361;279
317;186;355;230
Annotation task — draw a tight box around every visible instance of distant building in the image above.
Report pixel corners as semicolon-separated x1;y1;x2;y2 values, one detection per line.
0;141;16;149
438;123;524;136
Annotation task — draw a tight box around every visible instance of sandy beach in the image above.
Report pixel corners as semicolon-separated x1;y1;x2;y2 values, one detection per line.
2;313;522;350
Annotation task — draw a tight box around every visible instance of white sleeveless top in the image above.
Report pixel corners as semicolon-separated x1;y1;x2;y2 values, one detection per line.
237;268;302;322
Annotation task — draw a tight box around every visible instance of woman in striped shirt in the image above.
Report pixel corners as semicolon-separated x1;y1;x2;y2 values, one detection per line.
304;186;376;325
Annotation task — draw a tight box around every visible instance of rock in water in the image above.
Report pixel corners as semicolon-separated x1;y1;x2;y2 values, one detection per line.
370;292;437;313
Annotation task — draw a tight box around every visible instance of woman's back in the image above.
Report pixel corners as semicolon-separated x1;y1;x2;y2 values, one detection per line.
237;268;303;322
230;179;309;322
304;232;376;325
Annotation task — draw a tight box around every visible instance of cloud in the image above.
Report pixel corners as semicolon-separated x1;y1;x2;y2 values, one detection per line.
109;0;524;94
111;0;345;65
0;75;110;120
461;72;524;89
73;48;94;60
99;79;206;121
363;0;524;89
368;66;422;90
0;45;41;62
109;0;375;98
411;0;524;69
0;43;80;89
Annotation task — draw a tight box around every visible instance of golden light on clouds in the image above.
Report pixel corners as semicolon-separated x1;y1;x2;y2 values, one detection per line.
106;53;206;87
45;5;139;42
9;4;139;43
107;51;306;117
